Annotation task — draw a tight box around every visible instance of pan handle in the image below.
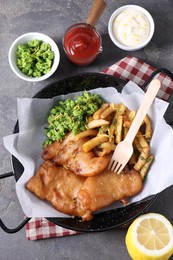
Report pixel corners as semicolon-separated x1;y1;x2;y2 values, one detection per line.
0;172;31;233
0;172;14;179
141;68;173;90
0;217;31;234
141;68;173;127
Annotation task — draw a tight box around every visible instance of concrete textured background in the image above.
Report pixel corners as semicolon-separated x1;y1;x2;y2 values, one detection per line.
0;0;173;259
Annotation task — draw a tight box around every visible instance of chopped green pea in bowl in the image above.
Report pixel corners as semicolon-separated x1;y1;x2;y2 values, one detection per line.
8;32;60;82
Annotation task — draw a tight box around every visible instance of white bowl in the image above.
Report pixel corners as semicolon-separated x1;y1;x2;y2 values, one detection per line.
108;5;155;51
8;32;60;82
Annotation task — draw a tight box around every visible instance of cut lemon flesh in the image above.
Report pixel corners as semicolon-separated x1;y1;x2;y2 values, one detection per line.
137;218;170;250
125;213;173;260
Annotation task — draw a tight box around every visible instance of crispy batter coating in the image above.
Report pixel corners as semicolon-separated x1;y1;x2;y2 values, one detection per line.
41;133;110;177
26;161;92;220
26;161;142;221
77;168;143;214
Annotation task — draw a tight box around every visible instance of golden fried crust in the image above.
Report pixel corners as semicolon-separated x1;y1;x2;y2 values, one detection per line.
77;168;143;212
26;159;143;221
26;161;92;220
41;133;110;177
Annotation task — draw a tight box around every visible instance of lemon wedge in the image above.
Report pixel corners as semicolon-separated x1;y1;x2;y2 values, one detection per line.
125;213;173;260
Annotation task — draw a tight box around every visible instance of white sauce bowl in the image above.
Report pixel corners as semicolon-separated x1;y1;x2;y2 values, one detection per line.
108;5;155;51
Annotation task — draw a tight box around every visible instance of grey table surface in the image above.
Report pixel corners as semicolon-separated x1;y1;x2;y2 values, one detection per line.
0;0;173;259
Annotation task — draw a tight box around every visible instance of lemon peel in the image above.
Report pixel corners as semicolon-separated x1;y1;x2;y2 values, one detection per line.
125;213;173;260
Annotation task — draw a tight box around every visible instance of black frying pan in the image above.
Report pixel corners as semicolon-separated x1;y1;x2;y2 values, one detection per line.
0;68;173;233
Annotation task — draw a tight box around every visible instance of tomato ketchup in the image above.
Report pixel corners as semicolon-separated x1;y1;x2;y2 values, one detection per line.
63;23;102;66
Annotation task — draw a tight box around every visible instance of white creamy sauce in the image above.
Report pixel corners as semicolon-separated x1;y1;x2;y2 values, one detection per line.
113;10;150;47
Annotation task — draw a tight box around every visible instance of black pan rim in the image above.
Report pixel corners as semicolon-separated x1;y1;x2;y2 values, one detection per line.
33;72;126;98
11;72;158;232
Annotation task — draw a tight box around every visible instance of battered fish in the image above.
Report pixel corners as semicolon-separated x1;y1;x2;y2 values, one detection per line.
26;161;143;221
41;133;110;177
26;160;92;220
77;168;143;216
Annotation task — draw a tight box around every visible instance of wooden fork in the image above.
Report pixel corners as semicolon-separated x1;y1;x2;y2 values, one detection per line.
108;79;161;173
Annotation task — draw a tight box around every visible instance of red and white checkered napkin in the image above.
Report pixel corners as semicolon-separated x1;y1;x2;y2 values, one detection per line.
26;56;173;240
26;218;80;240
102;56;173;101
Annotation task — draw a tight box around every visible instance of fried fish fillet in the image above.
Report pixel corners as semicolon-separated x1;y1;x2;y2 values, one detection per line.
77;168;143;215
41;133;110;177
26;161;143;221
26;160;92;220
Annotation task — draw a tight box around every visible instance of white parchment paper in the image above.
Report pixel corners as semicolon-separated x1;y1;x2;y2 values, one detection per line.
3;81;173;217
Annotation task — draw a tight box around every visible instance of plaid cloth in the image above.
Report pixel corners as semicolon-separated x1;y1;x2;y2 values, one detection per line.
102;56;173;100
26;56;173;240
26;218;80;240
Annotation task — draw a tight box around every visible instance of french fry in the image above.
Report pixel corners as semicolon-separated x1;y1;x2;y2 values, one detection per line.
134;146;150;171
75;129;98;140
115;104;126;143
100;106;114;118
100;103;118;119
123;127;129;139
87;119;110;129
140;155;154;180
82;135;109;152
123;111;136;127
115;115;123;143
108;112;117;142
81;100;154;179
137;131;149;148
99;125;109;134
128;110;136;121
123;121;131;128
134;138;143;153
144;115;152;140
93;103;109;119
117;103;126;116
123;114;131;128
100;142;116;151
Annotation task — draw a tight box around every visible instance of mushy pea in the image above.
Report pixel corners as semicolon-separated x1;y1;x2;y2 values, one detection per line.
42;91;104;148
16;39;54;77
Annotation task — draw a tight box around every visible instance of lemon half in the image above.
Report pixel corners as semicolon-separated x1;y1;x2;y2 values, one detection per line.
125;213;173;260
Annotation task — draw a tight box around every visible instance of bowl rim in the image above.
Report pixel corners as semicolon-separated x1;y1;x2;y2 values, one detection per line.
8;32;60;82
108;4;155;51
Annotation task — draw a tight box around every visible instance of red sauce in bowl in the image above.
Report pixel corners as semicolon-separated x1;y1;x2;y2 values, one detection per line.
63;23;102;66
